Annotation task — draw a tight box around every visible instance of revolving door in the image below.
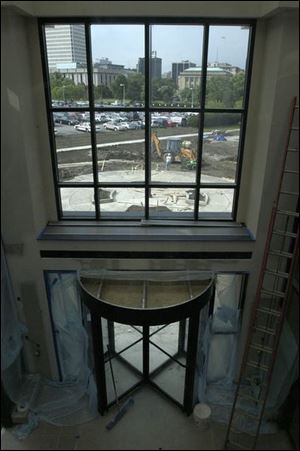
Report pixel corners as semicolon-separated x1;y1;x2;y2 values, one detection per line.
79;270;214;415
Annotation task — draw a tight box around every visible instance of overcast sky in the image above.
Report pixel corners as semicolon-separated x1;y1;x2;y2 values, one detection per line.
91;25;249;72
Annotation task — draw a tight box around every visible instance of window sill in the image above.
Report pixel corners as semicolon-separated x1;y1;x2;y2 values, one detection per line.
38;220;255;242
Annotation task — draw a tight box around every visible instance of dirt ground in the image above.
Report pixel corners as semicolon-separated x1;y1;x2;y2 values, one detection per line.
56;126;238;182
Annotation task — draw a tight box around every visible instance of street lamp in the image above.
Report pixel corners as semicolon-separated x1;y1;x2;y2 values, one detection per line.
120;83;126;106
190;87;194;108
62;85;66;103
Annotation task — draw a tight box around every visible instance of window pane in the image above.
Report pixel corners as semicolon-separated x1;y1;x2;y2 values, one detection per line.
45;24;88;107
149;188;195;219
91;25;145;107
201;113;242;184
60;187;96;217
198;188;234;217
96;112;145;183
150;344;185;404
151;25;203;108
53;111;94;182
206;26;250;109
99;188;145;218
151;112;199;183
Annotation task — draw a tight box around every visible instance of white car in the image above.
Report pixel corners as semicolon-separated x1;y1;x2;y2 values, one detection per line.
104;121;128;131
74;122;101;132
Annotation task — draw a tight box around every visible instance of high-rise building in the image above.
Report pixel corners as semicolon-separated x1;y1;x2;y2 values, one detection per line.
137;52;162;79
172;60;196;85
45;24;86;70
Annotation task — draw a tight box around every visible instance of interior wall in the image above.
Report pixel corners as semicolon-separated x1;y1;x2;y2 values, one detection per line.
1;2;299;379
2;1;298;18
237;10;299;367
1;9;58;378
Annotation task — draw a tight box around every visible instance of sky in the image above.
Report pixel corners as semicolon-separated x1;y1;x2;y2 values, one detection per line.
91;25;250;72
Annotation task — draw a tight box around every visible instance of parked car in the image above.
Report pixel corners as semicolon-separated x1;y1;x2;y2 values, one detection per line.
126;121;141;130
74;122;101;132
151;117;168;128
53;113;79;125
104;121;128;131
168;116;187;127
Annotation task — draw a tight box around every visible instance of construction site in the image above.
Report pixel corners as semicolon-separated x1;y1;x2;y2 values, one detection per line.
56;123;238;215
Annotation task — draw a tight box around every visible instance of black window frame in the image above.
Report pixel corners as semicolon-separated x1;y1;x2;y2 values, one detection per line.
38;17;256;223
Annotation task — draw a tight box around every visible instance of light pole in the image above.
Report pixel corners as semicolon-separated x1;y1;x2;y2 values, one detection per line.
190;87;194;108
62;85;66;103
120;83;125;106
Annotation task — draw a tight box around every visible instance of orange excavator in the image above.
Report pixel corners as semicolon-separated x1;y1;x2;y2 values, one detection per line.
151;132;197;169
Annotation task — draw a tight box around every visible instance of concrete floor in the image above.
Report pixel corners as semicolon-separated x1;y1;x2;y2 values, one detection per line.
1;385;294;450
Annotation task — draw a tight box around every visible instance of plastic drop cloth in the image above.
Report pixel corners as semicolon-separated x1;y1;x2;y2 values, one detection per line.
196;274;298;435
27;272;98;427
1;239;27;372
1;265;97;439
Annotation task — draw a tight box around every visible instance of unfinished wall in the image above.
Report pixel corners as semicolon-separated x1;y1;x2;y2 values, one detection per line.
237;10;299;366
1;2;299;378
1;9;58;377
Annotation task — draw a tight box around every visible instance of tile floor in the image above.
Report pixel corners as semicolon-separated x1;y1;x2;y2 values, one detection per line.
1;385;294;450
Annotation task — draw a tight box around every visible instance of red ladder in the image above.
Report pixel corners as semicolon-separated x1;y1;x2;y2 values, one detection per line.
224;97;299;450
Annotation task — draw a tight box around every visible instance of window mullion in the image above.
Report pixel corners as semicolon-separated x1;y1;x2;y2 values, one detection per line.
144;23;151;220
85;22;100;220
232;24;256;220
194;24;209;220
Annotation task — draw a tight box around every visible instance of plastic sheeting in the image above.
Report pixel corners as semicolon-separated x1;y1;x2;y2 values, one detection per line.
27;272;98;426
1;266;98;440
197;274;298;435
1;239;27;372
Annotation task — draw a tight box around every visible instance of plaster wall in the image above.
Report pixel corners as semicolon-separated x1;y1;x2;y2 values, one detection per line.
2;1;298;19
1;10;59;377
237;10;299;367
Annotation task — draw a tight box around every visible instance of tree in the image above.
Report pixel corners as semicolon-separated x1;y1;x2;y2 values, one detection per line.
127;73;144;102
152;78;176;102
111;75;128;100
50;72;88;101
94;85;113;100
205;72;245;108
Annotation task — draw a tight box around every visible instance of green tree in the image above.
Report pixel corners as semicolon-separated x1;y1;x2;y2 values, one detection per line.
127;73;144;102
205;72;245;108
152;78;176;102
231;72;245;105
94;85;113;100
206;75;233;107
50;73;88;101
111;75;128;100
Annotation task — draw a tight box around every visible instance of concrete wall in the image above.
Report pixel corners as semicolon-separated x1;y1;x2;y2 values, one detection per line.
1;9;58;377
1;2;299;378
1;1;299;18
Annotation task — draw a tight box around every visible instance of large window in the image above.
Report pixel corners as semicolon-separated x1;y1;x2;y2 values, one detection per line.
40;19;255;221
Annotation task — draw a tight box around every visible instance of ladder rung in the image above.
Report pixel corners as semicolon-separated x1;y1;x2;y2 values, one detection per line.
254;325;276;336
261;288;286;298
288;148;299;152
291;127;299;131
234;408;259;420
237;392;263;404
280;190;299;196
257;306;281;317
249;343;273;354
284;170;299;174
269;250;294;259
277;209;299;217
273;230;297;238
247;361;270;372
265;269;289;279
